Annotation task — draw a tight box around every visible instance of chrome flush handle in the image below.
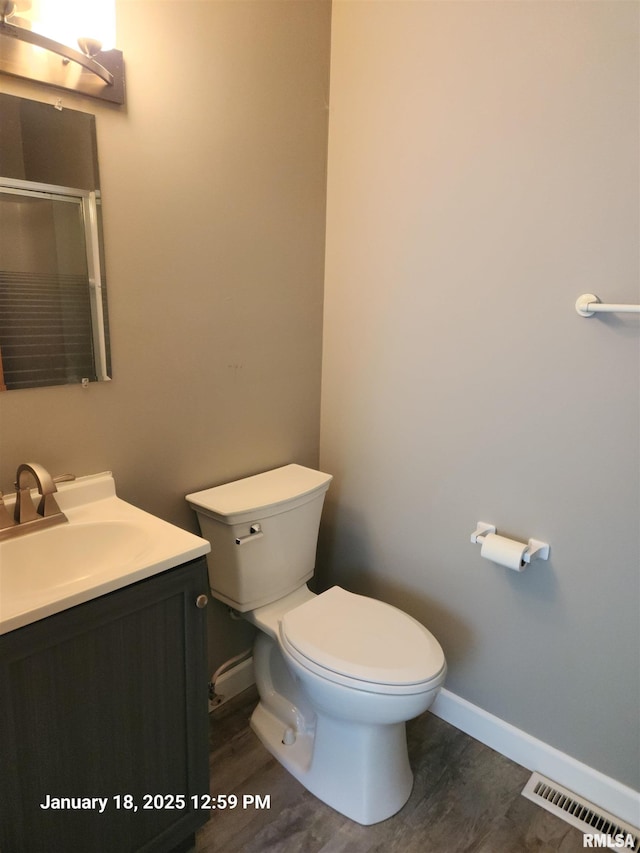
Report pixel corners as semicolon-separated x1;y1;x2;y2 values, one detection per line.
235;523;264;545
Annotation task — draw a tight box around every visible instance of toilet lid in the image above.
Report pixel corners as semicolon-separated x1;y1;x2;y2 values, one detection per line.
281;586;445;686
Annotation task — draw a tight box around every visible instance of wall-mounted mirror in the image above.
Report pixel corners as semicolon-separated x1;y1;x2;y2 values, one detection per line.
0;93;111;391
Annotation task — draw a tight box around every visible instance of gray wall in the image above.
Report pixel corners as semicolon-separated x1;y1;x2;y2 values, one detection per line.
320;1;639;791
0;0;331;665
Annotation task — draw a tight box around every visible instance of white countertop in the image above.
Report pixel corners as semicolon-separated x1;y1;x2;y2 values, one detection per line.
0;472;210;635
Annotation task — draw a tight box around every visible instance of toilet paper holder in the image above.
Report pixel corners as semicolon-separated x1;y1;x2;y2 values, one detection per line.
470;522;550;564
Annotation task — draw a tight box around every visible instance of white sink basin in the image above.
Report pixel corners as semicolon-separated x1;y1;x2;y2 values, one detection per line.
2;521;150;596
0;473;210;635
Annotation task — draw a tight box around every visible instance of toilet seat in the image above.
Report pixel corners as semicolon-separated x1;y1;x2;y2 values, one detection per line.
280;586;446;695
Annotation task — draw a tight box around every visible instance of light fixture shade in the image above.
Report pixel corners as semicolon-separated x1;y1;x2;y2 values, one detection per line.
28;0;116;52
1;0;124;103
74;0;116;51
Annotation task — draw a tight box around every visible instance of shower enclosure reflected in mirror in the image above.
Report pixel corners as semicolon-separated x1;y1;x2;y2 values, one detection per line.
0;93;111;391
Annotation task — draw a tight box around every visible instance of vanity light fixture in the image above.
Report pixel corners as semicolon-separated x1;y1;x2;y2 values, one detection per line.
0;0;124;104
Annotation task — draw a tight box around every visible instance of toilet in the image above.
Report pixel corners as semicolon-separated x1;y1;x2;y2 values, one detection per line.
186;464;446;825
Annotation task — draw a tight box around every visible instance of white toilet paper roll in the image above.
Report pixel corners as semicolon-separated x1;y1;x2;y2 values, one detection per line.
480;533;527;571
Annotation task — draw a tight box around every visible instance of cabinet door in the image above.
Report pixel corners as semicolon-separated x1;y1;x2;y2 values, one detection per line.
0;558;210;853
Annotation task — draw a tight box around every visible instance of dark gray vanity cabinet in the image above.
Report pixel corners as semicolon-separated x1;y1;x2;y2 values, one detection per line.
0;557;211;853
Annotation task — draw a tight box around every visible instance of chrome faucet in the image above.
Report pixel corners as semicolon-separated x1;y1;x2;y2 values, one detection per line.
0;463;69;540
0;462;75;539
14;462;62;522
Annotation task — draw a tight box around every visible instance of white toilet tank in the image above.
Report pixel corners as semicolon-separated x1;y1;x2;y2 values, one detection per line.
186;464;332;611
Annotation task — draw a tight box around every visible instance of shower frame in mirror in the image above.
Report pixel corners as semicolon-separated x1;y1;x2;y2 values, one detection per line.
0;177;110;389
6;177;109;380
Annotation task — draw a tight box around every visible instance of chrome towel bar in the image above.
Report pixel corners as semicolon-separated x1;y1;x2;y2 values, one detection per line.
576;293;640;317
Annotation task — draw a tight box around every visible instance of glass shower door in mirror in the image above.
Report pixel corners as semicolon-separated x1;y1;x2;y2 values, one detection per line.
0;179;110;391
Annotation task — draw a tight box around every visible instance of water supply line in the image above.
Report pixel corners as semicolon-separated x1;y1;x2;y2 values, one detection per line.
209;647;253;707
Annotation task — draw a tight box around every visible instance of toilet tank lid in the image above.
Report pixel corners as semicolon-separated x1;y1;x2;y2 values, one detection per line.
281;586;446;687
186;464;332;524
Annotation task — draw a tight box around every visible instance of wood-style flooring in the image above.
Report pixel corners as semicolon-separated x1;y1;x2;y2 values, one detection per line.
195;687;586;852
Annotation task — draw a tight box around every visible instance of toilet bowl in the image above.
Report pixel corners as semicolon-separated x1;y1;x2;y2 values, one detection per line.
186;465;447;825
250;584;446;824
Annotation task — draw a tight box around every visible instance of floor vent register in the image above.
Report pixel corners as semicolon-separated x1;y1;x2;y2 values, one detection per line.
522;772;639;851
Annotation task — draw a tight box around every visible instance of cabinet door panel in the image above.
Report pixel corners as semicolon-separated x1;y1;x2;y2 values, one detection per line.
0;558;210;853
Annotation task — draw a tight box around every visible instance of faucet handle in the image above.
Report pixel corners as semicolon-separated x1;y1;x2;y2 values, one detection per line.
38;474;75;517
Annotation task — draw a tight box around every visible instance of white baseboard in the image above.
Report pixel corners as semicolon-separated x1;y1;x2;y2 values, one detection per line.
431;688;640;829
210;657;255;709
